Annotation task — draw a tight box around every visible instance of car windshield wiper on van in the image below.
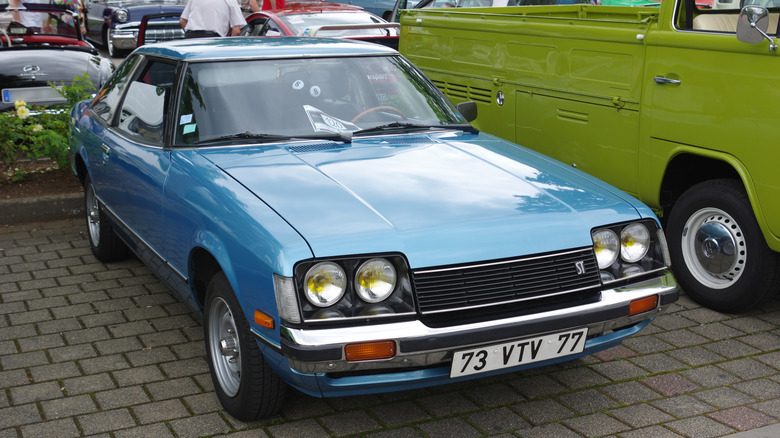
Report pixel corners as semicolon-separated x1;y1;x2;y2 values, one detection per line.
194;131;351;146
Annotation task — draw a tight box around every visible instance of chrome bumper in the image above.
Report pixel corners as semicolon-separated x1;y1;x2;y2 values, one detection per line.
276;272;678;374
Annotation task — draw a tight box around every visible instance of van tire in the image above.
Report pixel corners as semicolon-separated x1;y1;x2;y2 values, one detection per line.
667;179;780;312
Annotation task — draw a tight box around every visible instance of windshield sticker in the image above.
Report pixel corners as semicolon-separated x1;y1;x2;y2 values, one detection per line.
292;80;305;90
180;114;193;125
183;123;197;135
309;86;321;98
304;105;358;133
288;16;305;24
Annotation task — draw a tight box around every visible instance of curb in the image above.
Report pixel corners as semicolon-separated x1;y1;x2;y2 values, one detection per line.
0;192;83;224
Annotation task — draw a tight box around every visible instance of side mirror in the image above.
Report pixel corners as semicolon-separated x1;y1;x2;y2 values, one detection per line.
737;6;777;51
457;101;478;122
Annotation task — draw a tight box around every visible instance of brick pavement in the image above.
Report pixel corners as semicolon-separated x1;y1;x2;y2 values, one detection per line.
1;219;779;438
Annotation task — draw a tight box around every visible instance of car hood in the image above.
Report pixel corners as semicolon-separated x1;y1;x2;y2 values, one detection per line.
0;49;101;111
199;131;645;268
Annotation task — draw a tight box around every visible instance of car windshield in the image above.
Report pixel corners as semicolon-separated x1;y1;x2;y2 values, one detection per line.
175;55;466;146
280;12;393;37
0;3;82;41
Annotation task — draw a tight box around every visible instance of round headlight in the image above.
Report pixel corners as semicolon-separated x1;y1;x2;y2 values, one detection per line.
115;9;129;23
355;258;396;303
620;223;650;263
304;262;346;307
592;228;619;269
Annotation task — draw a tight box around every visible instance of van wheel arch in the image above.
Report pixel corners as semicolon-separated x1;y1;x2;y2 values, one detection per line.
659;153;740;221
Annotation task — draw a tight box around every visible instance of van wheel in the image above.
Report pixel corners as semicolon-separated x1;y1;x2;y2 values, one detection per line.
84;177;128;262
667;179;780;312
204;271;286;420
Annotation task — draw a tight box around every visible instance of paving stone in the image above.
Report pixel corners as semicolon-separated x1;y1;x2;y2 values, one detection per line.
642;374;700;396
552;367;611;390
652;395;717;417
617;424;685;438
689;322;746;341
731;379;780;400
9;381;63;404
515;422;582;438
78;354;131;374
589;359;649;382
601;381;663;405
665;415;734;438
467;406;529;434
512;397;575;425
462;382;523;408
182;392;223;415
752;399;780;418
708;406;776;431
369;401;430;427
77;409;137;435
19;418;80;438
417;417;481;438
62;374;116;396
630;353;688;374
694;387;757;409
666;346;725;367
36;318;83;336
159;357;209;378
320;410;383;436
562;412;631;436
131;400;189;425
558;388;620;414
0;404;43;429
113;422;175;438
125;346;177;367
266;418;331;438
509;374;568;399
417;392;479;417
609;403;675;428
40;395;98;420
95;386;150;410
8;309;51;326
680;365;741;387
365;426;423;438
146;377;201;401
703;339;761;359
622;336;676;355
28;361;81;382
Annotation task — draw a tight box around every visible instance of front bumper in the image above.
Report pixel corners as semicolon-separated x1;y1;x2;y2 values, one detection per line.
264;272;677;396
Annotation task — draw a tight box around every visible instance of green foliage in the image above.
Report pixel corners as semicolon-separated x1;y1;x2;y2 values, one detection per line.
0;72;94;172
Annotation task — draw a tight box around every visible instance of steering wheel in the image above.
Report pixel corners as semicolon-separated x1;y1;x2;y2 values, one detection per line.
351;106;408;124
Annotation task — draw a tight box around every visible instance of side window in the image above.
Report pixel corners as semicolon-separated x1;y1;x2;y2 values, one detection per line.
116;60;177;146
261;19;283;36
91;55;141;124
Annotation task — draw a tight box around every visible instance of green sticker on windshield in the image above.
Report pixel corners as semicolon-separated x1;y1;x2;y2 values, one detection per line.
183;123;196;135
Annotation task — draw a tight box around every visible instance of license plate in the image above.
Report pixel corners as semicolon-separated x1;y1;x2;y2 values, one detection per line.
450;327;588;378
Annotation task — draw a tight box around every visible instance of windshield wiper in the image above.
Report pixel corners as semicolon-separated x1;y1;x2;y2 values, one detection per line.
353;122;479;137
194;131;351;146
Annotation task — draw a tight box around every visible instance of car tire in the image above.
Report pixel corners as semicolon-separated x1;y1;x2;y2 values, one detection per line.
667;179;780;312
103;27;127;58
84;177;129;262
204;271;287;420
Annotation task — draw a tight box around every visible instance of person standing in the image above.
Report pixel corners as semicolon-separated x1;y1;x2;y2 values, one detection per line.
179;0;247;38
262;0;285;10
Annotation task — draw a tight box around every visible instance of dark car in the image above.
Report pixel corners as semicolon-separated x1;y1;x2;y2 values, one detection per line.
242;1;399;49
84;0;186;58
0;2;114;111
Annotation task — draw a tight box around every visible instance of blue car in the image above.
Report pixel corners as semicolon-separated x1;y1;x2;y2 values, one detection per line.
69;37;678;420
84;0;186;58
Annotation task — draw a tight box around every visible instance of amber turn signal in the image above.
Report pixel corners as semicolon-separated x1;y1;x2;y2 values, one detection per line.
629;295;658;316
345;341;396;362
254;310;274;329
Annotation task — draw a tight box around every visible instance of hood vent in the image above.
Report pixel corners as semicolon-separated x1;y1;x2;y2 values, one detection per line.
286;142;346;154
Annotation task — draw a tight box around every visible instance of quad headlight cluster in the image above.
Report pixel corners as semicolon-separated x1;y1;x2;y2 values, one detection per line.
591;220;670;284
277;254;415;325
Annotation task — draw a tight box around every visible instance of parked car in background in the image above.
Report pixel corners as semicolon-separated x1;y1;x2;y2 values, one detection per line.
242;1;399;49
328;0;397;19
69;36;679;419
84;0;185;58
0;1;113;111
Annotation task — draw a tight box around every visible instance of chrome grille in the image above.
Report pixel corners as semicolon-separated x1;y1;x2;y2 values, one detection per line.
143;26;185;44
413;248;601;314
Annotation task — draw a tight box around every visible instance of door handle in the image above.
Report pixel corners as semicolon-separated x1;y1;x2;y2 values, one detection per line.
653;76;681;85
101;144;110;155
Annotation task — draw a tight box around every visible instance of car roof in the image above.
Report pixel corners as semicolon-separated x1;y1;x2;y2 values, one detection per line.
265;0;365;14
135;36;398;61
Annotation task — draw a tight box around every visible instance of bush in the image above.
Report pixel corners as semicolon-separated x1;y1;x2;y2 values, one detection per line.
0;73;95;174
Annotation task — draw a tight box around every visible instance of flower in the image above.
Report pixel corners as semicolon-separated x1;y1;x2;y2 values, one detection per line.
33;124;44;132
16;106;31;119
14;100;26;109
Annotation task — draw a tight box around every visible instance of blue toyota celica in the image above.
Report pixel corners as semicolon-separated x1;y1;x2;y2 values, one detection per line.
68;37;679;420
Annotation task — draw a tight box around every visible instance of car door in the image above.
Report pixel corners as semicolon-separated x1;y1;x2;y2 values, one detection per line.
84;0;107;41
100;56;178;256
641;0;780;234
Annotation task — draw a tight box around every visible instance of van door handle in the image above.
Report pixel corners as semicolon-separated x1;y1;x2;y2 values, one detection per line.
101;144;110;155
653;76;681;85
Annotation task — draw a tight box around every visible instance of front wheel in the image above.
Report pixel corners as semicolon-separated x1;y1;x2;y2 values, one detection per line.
204;271;286;420
667;179;780;312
